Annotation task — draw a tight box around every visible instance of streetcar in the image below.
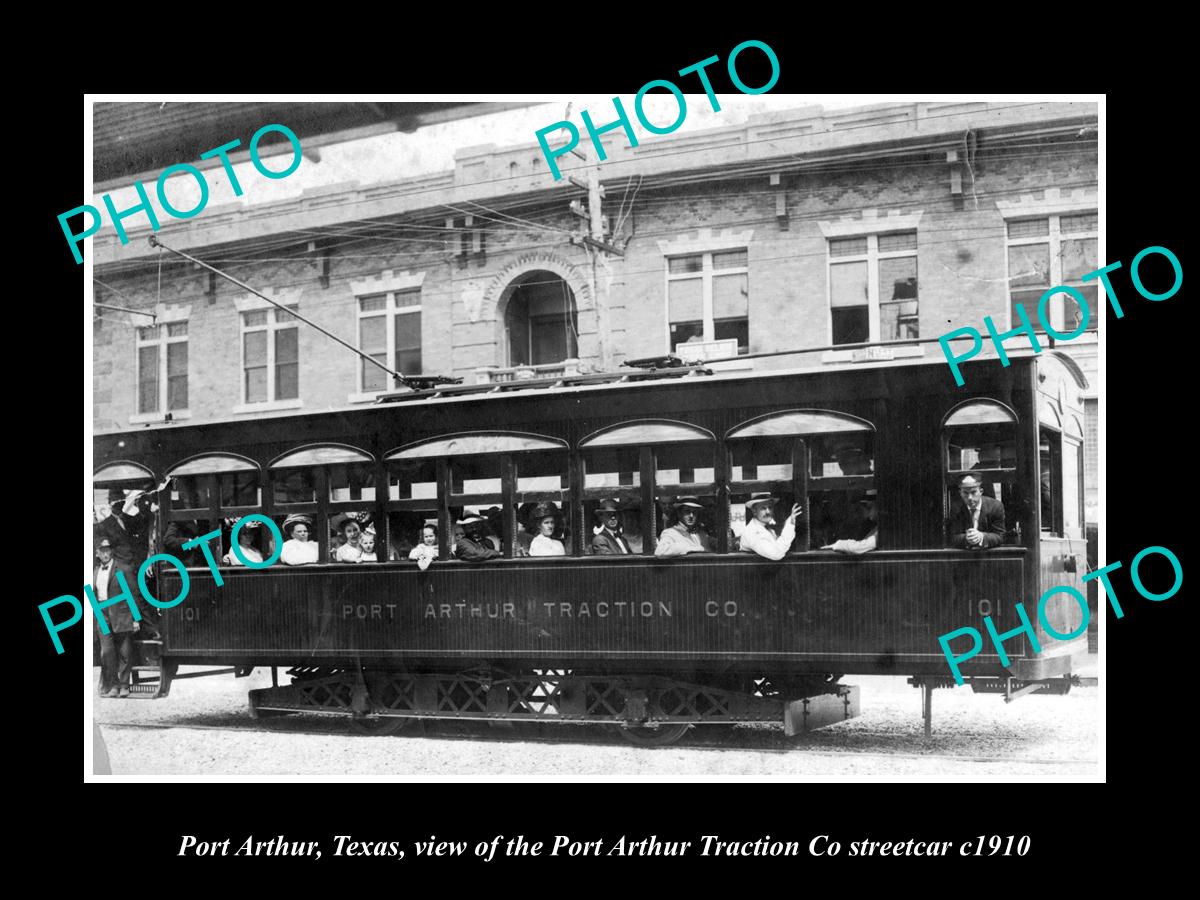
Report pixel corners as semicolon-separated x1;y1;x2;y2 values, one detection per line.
91;350;1090;744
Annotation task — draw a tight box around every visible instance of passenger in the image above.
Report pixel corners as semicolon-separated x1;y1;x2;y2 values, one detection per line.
223;517;266;566
408;525;439;571
528;503;566;556
836;446;873;476
95;488;151;567
334;517;365;563
94;538;139;699
948;474;1006;550
483;507;504;551
654;496;713;557
360;525;378;562
454;515;502;561
280;514;319;566
515;502;539;557
162;518;197;562
739;493;802;561
822;491;878;555
591;499;633;555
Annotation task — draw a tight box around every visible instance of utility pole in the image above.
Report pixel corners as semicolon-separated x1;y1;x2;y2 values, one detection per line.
567;153;622;370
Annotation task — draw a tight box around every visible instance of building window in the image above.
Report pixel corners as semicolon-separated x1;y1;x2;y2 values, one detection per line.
666;249;749;354
1007;212;1097;333
242;305;299;403
136;322;188;414
828;231;919;346
358;290;421;393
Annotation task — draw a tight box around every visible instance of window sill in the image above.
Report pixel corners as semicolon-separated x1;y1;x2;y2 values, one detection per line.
232;399;303;414
129;410;192;424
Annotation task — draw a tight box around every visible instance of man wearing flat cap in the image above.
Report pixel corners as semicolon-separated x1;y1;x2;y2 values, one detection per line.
591;499;633;555
740;494;803;561
454;514;503;561
654;496;713;558
948;474;1006;550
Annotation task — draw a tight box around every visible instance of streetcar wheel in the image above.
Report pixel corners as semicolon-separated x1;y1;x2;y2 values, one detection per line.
615;722;691;747
348;715;410;736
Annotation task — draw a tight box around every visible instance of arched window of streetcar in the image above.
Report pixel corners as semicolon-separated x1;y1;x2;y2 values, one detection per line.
163;453;261;566
943;400;1019;546
579;420;716;554
269;444;380;564
385;432;569;560
93;461;156;567
726;410;876;553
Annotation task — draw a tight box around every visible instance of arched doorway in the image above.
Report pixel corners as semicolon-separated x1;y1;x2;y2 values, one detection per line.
503;271;579;367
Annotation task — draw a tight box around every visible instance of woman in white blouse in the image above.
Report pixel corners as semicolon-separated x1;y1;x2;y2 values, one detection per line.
223;518;267;566
528;503;566;557
280;514;319;566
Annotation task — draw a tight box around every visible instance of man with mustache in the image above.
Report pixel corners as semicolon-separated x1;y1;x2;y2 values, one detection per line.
739;493;803;561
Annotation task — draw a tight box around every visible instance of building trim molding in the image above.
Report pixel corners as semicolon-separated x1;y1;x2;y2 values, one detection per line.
817;208;924;238
150;302;191;324
349;269;427;296
995;186;1098;218
657;227;755;256
480;251;594;323
233;287;304;313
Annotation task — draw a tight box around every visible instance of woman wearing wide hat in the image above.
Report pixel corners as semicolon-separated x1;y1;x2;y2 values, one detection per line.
222;516;267;566
334;514;369;563
280;513;318;566
654;496;713;558
528;502;566;556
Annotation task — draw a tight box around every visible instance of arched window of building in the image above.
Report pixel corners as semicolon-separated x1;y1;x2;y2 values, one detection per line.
503;271;579;367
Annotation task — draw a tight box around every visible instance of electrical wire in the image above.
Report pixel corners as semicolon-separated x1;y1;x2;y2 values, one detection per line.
93;168;1097;287
89;102;1094;260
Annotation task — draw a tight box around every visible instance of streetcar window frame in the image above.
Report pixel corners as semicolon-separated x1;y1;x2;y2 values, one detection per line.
386;431;570;561
726;410;876;554
580;419;718;555
268;443;381;565
164;452;264;565
941;400;1021;546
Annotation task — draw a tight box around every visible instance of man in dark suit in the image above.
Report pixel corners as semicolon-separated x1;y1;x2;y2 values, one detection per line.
454;515;503;561
591;500;633;555
95;489;152;568
948;474;1006;550
94;538;141;698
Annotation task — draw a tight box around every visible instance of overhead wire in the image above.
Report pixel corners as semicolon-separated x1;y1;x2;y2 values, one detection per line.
91;220;1098;310
89;102;1094;267
92;166;1097;284
88;132;1097;275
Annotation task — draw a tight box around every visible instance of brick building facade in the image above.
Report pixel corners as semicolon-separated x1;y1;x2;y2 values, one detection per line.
92;100;1099;519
